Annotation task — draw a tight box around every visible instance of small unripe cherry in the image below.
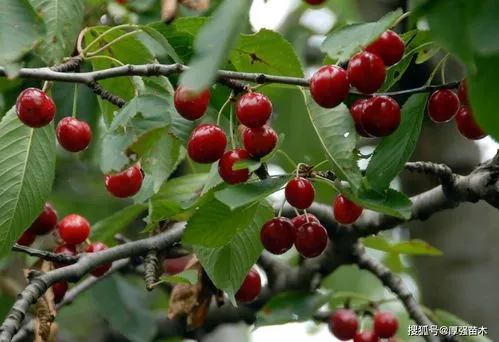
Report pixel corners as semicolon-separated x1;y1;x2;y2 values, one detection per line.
309;65;350;108
457;80;469;106
242;125;277;158
361;96;400;137
291;214;319;229
329;309;359;341
174;86;211;120
56;117;92;152
349;99;372;137
86;242;112;277
365;30;405;66
354;331;379;342
260;217;295;255
17;231;37;246
294;222;328;258
53;244;77;269
105;166;143;198
218;149;251;185
16;88;56;128
187;123;227;163
285;177;315;209
27;202;58;235
347;52;386;94
334;195;363;224
235;267;262;303
52;281;69;304
236;92;272;128
455;105;486;140
373;311;399;338
427;89;460;123
59;214;91;245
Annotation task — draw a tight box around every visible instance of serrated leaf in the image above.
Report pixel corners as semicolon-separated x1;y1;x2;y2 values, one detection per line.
141;25;182;63
232;158;261;172
432;309;491;342
152;174;209;204
157;270;198;285
343;187;412;220
200;162;224;196
363;236;443;256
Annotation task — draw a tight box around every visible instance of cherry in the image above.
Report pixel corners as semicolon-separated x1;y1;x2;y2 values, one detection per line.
329;309;359;341
56;117;92;152
354;331;379;342
52;281;69;304
285;177;315;209
218;149;251;184
365;30;405;66
15;88;56;128
294;222;328;258
309;65;350;108
291;213;319;229
260;217;295;254
53;244;77;269
59;214;90;245
236;92;272;128
334;195;363;224
187;124;227;163
347;52;386;94
361;96;400;137
242;125;277;158
105;166;143;198
455;105;486;140
235;267;262;303
373;311;398;338
457;80;469;106
174;86;211;120
17;231;36;246
86;242;112;277
304;0;326;4
163;255;193;275
427;89;460;123
27;202;58;235
349;99;372;137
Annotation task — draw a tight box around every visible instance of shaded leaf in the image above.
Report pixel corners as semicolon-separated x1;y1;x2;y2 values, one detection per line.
158;269;198;285
343;187;412;220
141;25;182;63
363;236;443;256
432;309;491;342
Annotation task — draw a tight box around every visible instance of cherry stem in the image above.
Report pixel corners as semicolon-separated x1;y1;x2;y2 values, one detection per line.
41;81;51;93
85;55;125;66
304;209;310;223
86;30;142;57
311;160;329;170
275;150;297;169
277;198;286;217
293;207;301;217
82;24;138;55
229;105;236;150
424;53;450;87
216;95;232;126
72;84;78;118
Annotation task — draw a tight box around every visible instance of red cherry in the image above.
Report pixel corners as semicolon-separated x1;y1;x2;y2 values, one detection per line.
347;52;386;94
309;65;350;108
235;267;262;303
260;217;295;255
365;30;405;66
304;0;326;4
163;255;193;275
105;166;143;198
218;149;251;184
86;242;112;277
285;177;315;209
349;99;372;137
15;88;56;128
242;125;277;158
187;124;227;163
56;117;92;152
428;89;460;123
329;309;359;341
373;312;398;338
17;231;37;246
354;331;379;342
52;281;69;304
174;86;211;120
334;195;363;224
294;222;328;258
53;244;77;269
236;92;272;128
59;214;90;245
27;202;58;235
457;80;469;106
455;105;485;140
291;213;319;229
361;96;400;137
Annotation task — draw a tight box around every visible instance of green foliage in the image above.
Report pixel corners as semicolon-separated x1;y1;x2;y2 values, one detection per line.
140;25;182;63
157;269;198;285
363;236;443;256
430;309;492;342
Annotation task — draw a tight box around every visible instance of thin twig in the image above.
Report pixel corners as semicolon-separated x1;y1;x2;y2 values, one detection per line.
11;245;80;265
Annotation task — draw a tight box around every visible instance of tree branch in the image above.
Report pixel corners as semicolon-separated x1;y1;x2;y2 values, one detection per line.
11;245;80;265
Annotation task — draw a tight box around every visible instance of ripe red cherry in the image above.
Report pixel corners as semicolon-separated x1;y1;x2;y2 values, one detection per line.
218;149;251;184
285;177;315;209
56;117;92;152
59;214;90;245
53;244;77;269
309;65;350;108
187;124;227;163
52;281;69;304
349;99;371;137
15;88;56;128
27;202;58;235
291;213;319;229
163;255;194;275
294;222;328;258
17;231;37;246
347;52;386;94
334;195;363;224
361;96;400;137
304;0;326;4
174;86;211;120
236;92;272;128
260;217;295;254
329;309;359;341
86;242;112;277
365;30;405;66
455;106;486;140
354;331;379;342
457;80;469;106
242;125;277;158
373;312;398;338
235;267;262;303
428;89;460;123
105;166;143;198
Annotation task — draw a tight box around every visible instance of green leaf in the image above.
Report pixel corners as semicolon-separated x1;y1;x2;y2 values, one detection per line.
179;0;251;92
152;173;209;204
321;9;403;62
381;253;405;273
0;110;55;258
470;0;499;55
255;291;330;327
157;269;198;285
343;187;412;220
200;162;224;196
366;94;428;190
301;88;361;190
363;236;443;256
432;309;491;342
146;199;185;231
141;25;182;63
232;158;261;172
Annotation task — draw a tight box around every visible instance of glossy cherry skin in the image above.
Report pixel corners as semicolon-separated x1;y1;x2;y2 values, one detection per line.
187;124;227;163
455;106;486;140
334;195;363;224
309;65;350;108
56;117;92;152
291;213;319;230
458;80;469;106
428;89;460;123
260;217;295;255
349;99;372;137
294;222;328;258
16;88;56;128
373;312;398;338
347;52;386;94
59;214;91;245
86;242;112;277
242;125;277;158
105;166;143;198
218;149;251;185
174;86;211;120
52;281;69;304
365;30;405;66
329;309;359;341
27;202;58;235
53;244;77;269
17;231;37;246
236;92;272;128
163;255;194;275
235;267;262;303
304;0;326;4
354;331;379;342
285;177;315;209
361;96;400;137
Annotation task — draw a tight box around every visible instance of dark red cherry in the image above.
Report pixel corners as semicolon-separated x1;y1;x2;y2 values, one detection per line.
329;309;359;341
163;255;194;275
349;99;372;137
428;89;460;123
105;166;143;198
347;52;386;94
457;80;469;106
365;30;405;66
218;149;251;184
235;267;262;303
187;123;227;163
27;202;58;235
56;117;92;152
59;214;90;245
455;105;485;140
333;195;363;224
53;244;77;269
260;217;295;255
174;86;211;120
285;177;315;209
86;242;112;277
309;65;350;108
16;88;56;128
294;222;328;258
242;125;277;158
354;331;379;342
291;214;319;229
52;281;69;304
373;312;399;338
236;92;272;128
17;231;37;246
361;96;400;137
